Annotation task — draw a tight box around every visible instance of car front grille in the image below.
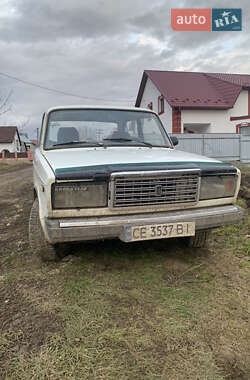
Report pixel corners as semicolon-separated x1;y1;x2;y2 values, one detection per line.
111;171;200;208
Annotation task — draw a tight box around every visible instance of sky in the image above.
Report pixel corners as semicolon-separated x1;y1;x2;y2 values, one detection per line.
0;0;249;138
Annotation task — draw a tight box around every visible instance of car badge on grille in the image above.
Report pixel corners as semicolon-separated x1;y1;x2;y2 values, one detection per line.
155;185;163;196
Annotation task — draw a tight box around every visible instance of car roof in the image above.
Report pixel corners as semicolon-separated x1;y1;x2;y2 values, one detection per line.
46;105;156;114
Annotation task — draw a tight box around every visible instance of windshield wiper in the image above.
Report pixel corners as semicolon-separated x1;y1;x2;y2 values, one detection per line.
52;140;103;147
103;138;153;147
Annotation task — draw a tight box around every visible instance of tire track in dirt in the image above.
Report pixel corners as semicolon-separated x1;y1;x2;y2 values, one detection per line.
0;166;33;259
0;166;64;378
0;166;33;190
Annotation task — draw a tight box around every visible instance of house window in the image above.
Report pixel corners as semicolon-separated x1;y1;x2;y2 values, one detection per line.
147;102;153;110
158;95;164;115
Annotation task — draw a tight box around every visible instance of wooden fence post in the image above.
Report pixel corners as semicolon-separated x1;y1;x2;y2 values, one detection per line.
2;151;4;160
14;151;17;160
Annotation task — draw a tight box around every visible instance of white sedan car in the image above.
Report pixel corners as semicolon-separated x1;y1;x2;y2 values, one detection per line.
30;106;243;261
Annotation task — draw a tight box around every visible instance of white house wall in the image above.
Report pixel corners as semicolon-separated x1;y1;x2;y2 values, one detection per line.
182;90;249;133
0;132;21;153
0;143;14;152
231;89;248;116
139;77;172;133
182;109;230;133
13;132;21;152
160;99;172;133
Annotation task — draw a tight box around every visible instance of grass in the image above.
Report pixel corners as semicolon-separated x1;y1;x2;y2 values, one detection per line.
230;161;250;174
1;163;249;379
214;214;250;257
0;160;32;173
2;214;250;379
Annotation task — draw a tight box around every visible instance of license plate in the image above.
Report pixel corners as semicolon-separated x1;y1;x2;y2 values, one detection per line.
122;222;195;242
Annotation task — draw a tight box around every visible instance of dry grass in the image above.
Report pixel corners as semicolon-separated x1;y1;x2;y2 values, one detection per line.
0;163;249;379
0;160;32;174
1;213;249;379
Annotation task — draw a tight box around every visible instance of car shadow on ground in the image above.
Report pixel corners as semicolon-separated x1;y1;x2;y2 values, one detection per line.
63;236;210;270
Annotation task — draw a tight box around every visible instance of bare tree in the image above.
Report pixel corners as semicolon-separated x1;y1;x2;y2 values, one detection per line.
18;117;30;129
0;89;13;116
18;117;30;138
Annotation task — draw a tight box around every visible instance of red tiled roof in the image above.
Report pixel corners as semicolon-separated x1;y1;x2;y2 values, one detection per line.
207;73;250;87
135;70;247;110
0;126;18;143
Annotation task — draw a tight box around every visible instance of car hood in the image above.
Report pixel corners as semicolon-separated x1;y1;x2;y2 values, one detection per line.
44;146;217;169
42;146;236;179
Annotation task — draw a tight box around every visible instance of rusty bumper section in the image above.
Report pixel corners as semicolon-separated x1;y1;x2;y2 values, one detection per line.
44;205;243;244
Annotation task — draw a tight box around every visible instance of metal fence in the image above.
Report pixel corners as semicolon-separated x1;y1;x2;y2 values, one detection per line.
1;151;33;160
170;133;250;163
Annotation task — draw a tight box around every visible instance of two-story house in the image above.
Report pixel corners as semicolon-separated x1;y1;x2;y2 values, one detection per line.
135;70;250;134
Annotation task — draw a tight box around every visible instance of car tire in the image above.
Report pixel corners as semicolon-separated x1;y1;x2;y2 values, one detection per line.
187;230;210;248
29;198;60;262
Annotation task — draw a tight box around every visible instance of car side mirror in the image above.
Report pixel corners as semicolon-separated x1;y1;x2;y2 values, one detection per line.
170;136;178;146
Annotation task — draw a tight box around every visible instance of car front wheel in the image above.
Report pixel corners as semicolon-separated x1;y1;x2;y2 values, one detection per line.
29;198;60;262
186;230;211;248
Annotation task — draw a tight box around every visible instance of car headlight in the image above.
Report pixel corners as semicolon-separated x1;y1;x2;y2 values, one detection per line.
52;181;108;209
199;175;237;200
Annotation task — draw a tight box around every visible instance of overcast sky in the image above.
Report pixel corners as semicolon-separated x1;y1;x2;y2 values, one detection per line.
0;0;249;138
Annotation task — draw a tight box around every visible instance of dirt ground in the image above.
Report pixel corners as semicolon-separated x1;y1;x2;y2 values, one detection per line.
0;160;32;175
0;163;249;380
0;166;33;259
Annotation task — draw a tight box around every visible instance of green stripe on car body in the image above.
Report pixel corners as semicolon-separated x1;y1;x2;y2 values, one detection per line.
55;161;233;173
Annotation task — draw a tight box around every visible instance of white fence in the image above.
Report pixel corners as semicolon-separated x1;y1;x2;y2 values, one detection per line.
170;133;250;163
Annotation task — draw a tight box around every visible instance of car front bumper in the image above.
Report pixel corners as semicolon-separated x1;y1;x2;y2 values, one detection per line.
44;205;243;244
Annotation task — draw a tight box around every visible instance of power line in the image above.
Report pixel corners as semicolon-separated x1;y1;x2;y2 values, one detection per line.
0;71;134;103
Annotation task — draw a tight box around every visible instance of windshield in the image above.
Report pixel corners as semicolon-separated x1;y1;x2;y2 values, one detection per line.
44;109;172;149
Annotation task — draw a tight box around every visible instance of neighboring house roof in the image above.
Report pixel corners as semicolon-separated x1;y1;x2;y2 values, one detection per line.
0;126;18;143
135;70;249;110
30;139;38;145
